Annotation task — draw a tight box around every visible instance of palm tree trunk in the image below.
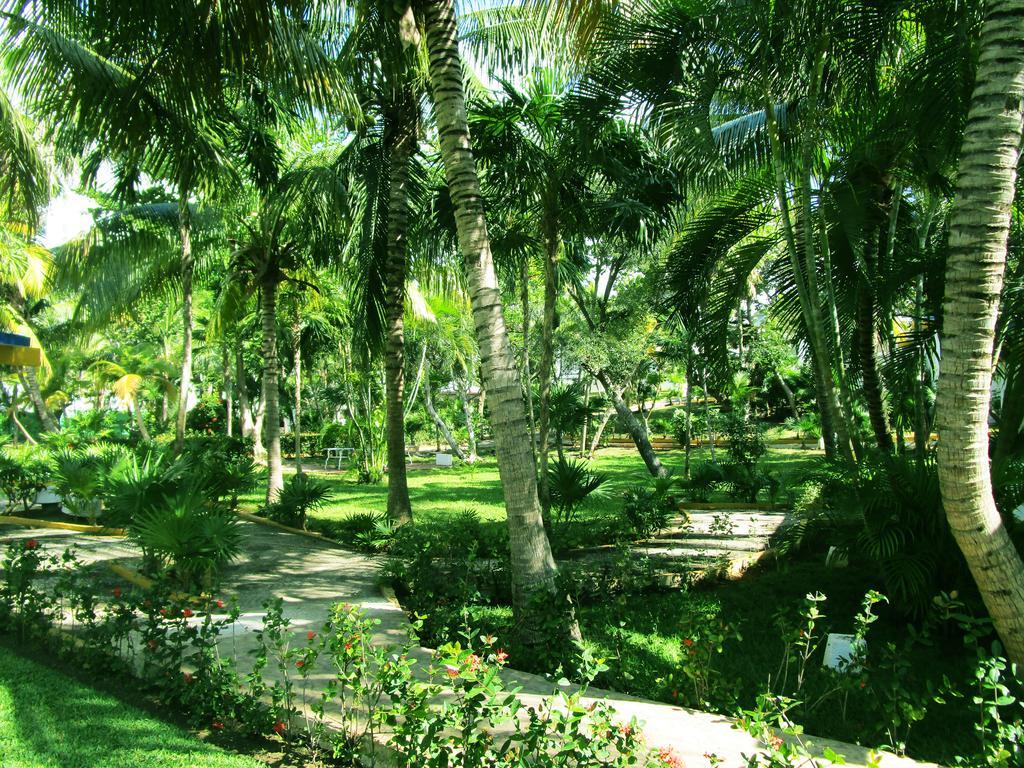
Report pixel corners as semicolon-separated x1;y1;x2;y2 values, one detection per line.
594;368;667;477
537;223;559;515
292;317;303;475
459;381;478;462
934;0;1024;666
422;0;576;649
252;397;266;462
684;357;694;477
174;190;194;455
776;372;800;421
384;103;415;524
260;276;284;503
19;367;58;432
222;346;233;438
521;256;537;452
133;397;151;443
858;285;894;452
237;348;253;440
422;361;467;461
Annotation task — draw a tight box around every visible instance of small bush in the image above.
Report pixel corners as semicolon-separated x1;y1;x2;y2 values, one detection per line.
262;472;333;529
684;461;725;502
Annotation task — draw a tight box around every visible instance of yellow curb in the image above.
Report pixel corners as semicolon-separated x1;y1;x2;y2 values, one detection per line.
236;510;344;546
106;561;200;604
0;516;126;536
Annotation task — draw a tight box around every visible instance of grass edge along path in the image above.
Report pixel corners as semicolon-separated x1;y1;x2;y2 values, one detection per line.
0;643;265;768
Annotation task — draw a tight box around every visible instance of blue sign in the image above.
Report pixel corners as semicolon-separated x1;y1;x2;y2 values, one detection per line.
0;332;30;347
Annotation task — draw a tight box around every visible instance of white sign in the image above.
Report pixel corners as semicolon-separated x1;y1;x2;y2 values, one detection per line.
823;633;864;672
435;453;453;467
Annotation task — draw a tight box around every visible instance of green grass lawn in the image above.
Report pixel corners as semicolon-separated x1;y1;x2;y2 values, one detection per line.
244;445;825;533
0;645;264;768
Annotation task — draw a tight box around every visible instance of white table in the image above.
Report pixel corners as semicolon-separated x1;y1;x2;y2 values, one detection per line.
324;446;354;470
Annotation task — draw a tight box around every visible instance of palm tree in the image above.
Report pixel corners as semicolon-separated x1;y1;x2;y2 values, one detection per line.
934;0;1024;666
418;0;578;649
88;352;176;442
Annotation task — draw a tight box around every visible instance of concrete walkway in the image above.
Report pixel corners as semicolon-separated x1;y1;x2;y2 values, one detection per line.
0;522;937;768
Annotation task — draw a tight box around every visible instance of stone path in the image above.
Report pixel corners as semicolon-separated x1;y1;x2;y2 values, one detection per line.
564;508;792;583
0;521;937;768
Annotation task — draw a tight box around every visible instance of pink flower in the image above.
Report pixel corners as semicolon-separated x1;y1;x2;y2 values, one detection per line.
307;631;315;641
467;654;482;672
445;664;459;678
182;608;193;618
215;599;225;609
495;649;509;664
618;724;634;737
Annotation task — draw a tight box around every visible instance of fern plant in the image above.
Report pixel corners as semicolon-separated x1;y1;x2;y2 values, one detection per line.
263;472;333;529
548;457;608;525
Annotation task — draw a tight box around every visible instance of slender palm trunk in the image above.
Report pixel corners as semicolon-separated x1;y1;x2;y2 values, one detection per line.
423;0;576;648
858;285;894;452
252;398;266;462
423;361;467;461
133;397;151;442
384;104;415;524
521;257;537;451
222;347;234;438
934;0;1024;665
460;379;478;462
995;361;1024;460
537;223;558;515
292;318;303;475
260;276;284;503
19;367;58;432
174;190;194;454
684;357;694;477
237;348;253;440
594;368;667;477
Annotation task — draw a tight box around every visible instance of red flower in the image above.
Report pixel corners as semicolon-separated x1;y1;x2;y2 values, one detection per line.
307;631;315;641
215;599;224;609
444;664;459;678
159;608;168;616
147;639;158;651
112;586;122;599
182;608;193;618
344;642;353;650
657;746;684;768
211;720;224;731
467;654;482;672
682;638;694;648
495;649;509;664
618;724;634;737
768;735;784;751
295;660;305;669
272;720;287;734
24;539;38;550
183;671;194;684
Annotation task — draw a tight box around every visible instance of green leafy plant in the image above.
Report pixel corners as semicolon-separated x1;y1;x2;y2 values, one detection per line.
0;445;50;514
547;457;608;525
621;475;678;539
684;461;725;502
129;490;242;589
263;472;333;529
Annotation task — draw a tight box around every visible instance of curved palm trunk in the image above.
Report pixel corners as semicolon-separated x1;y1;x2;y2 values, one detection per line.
423;0;577;649
537;225;558;515
174;191;194;455
423;362;467;462
292;319;303;475
19;367;58;432
384;105;415;524
594;369;667;477
260;276;284;503
935;0;1024;666
588;405;614;458
459;380;478;462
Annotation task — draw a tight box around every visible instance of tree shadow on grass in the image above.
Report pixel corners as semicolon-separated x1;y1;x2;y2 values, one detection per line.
0;646;254;767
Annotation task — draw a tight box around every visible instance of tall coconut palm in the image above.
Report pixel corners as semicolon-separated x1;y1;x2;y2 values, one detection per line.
934;0;1024;665
418;0;578;649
